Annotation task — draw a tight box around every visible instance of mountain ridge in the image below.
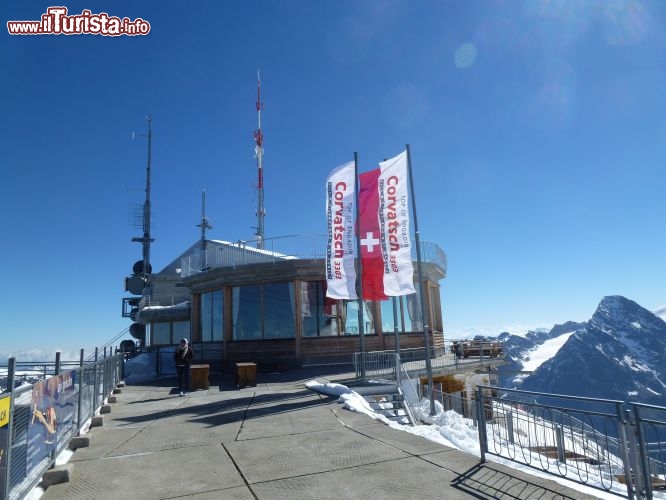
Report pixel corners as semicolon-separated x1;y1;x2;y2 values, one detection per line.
497;295;666;406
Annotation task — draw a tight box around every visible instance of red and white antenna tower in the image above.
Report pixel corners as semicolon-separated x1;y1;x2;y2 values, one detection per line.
253;70;265;249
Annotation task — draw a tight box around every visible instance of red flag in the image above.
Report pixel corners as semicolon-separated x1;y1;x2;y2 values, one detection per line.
358;168;388;300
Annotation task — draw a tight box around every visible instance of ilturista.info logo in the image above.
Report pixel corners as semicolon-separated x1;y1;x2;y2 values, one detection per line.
7;6;151;36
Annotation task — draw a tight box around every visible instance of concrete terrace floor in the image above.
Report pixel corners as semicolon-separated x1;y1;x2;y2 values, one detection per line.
41;366;601;500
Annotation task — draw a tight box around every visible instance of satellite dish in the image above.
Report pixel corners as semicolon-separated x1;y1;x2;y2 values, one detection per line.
120;339;136;353
129;323;146;340
125;275;146;295
133;260;152;275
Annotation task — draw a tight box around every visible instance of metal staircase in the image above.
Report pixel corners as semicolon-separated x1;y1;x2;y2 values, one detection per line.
349;382;415;425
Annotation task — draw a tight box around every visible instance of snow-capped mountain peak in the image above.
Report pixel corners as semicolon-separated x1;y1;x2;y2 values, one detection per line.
506;296;666;405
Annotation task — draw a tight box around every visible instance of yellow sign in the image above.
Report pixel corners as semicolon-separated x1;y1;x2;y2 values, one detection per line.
0;396;9;427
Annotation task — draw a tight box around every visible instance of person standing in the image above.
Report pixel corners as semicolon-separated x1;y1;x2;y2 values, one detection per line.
174;338;194;395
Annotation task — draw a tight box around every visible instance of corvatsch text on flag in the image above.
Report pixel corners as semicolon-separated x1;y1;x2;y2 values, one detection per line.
325;161;357;300
376;151;415;297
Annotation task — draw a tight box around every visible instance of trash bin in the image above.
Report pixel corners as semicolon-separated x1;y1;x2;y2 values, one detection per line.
190;364;210;390
235;362;257;389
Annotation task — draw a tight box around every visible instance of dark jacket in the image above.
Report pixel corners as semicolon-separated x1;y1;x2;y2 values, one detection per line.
174;345;194;366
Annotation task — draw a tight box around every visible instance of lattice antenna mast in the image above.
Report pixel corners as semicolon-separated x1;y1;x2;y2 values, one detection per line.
253;70;265;249
132;114;154;281
196;187;213;270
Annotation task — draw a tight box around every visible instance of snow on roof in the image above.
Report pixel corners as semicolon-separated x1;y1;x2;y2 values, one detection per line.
209;239;298;259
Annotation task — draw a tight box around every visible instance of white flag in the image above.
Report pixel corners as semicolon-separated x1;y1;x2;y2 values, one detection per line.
325;161;357;299
378;151;415;296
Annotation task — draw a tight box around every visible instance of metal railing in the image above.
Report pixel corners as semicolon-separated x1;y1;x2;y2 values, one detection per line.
180;235;447;278
475;386;666;500
2;351;123;500
352;351;401;380
119;343;224;380
351;351;419;425
431;387;477;421
632;403;666;500
353;340;505;380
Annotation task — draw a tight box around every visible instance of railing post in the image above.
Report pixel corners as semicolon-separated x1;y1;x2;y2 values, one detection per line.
625;408;645;500
556;426;566;463
103;347;108;399
76;349;84;436
632;405;653;500
476;386;487;462
93;347;99;407
4;357;16;500
506;410;515;445
617;405;637;500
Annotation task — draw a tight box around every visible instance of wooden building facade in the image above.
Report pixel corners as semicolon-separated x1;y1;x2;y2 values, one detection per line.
135;238;447;369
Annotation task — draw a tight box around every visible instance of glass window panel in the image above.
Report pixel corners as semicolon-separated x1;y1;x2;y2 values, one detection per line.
172;321;190;342
263;283;295;339
344;300;375;335
233;285;261;340
380;297;401;334
429;285;441;332
151;322;171;345
212;290;223;341
301;282;340;337
232;283;295;340
405;291;422;332
300;282;320;338
200;292;213;341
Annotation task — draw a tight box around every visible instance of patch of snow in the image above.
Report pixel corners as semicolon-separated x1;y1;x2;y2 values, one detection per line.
631;321;642;329
620;355;650;373
142;301;190;311
521;332;575;372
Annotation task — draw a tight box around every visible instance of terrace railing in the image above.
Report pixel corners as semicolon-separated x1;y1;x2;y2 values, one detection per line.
180;235;447;278
475;386;666;500
1;351;124;500
353;340;505;381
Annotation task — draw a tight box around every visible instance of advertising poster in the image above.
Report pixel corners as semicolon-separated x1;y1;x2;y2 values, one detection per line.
26;371;76;471
0;395;10;498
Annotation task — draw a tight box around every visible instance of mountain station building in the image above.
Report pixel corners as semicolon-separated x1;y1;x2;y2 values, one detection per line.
126;235;447;370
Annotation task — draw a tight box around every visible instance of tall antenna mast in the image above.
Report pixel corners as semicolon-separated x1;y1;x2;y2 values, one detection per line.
253;70;265;249
132;114;154;282
196;187;213;270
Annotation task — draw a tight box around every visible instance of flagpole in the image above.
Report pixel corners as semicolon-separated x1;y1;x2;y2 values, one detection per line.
354;151;366;377
406;144;435;416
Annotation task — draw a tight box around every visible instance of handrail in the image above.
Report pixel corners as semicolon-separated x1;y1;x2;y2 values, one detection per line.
398;363;419;425
2;353;124;499
180;235;446;278
475;385;666;499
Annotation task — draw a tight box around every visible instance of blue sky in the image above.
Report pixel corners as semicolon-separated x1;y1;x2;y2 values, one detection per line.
2;1;666;356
